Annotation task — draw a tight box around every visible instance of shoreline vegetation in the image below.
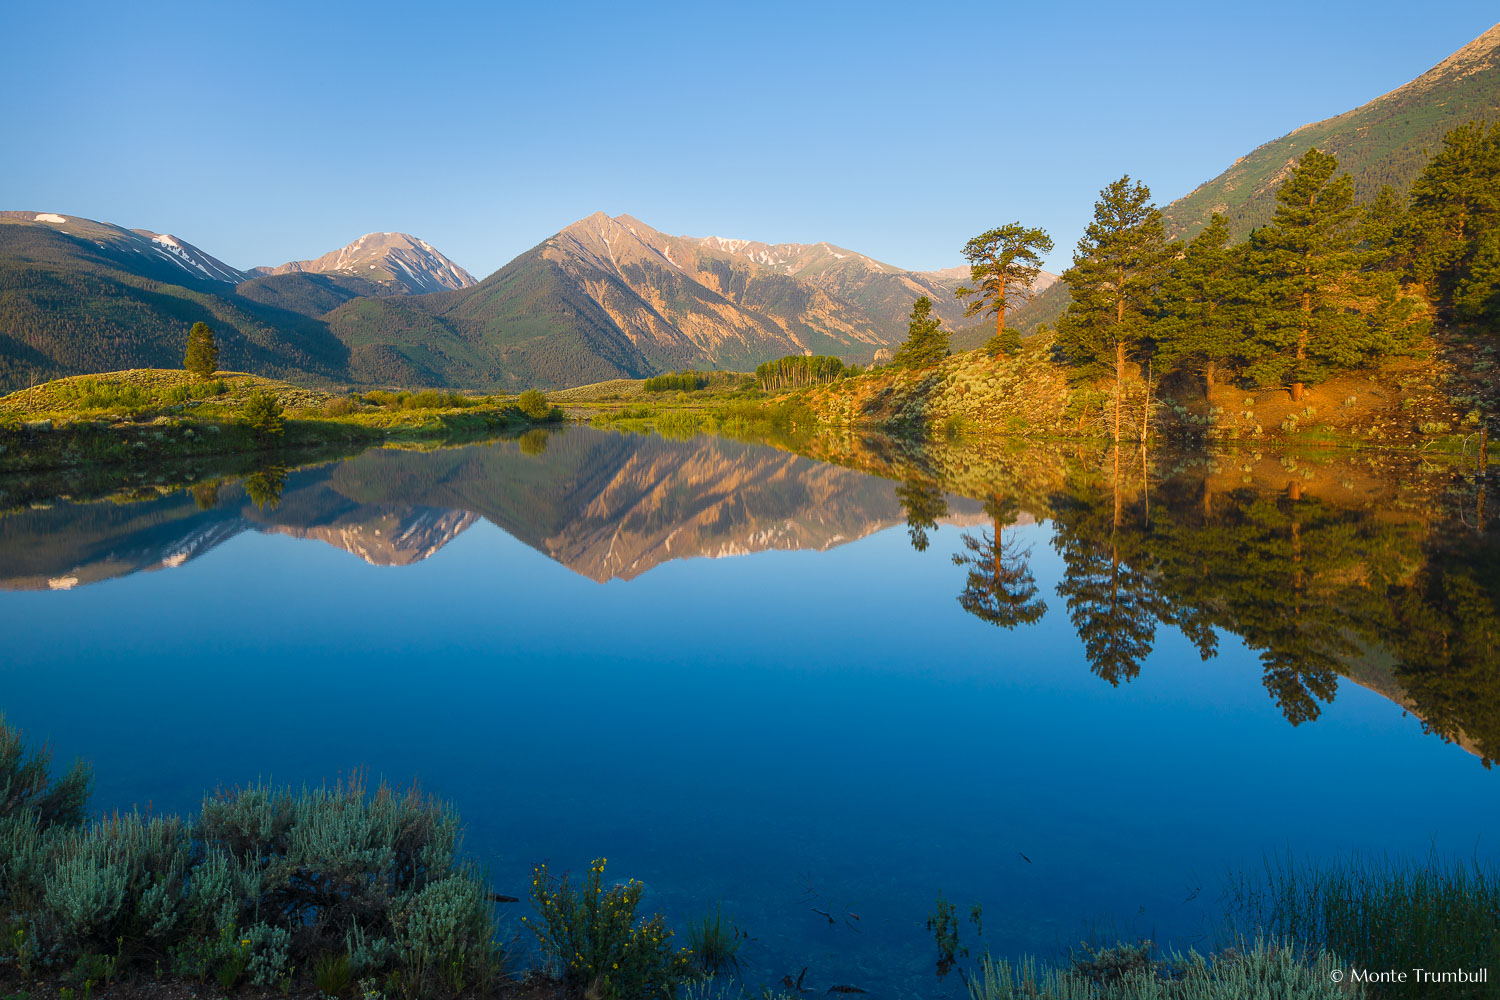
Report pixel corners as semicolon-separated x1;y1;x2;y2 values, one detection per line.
0;370;565;479
1;719;1495;1000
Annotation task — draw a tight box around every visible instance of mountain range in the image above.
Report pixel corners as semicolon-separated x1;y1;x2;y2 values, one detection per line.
0;209;1048;391
0;23;1494;391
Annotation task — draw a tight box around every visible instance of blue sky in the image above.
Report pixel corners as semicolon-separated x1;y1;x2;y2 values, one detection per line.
2;2;1495;275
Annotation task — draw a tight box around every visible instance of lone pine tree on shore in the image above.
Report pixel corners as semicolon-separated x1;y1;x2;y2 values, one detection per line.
955;223;1054;359
183;321;219;380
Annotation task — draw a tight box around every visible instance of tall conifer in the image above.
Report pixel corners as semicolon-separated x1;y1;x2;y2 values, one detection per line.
1154;214;1246;397
891;297;949;370
1056;176;1176;442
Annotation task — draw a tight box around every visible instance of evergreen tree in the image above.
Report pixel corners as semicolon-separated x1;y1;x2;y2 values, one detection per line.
242;389;284;441
1154;214;1246;397
1408;121;1500;304
1245;148;1418;400
1056;176;1176;442
1359;185;1413;275
891;297;949;370
1454;229;1500;325
954;223;1054;359
183;321;219;380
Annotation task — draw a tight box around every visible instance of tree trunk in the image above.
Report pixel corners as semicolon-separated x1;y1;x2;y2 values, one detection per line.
1114;341;1125;444
993;291;1007;360
1140;360;1151;445
1114;282;1127;444
1203;361;1216;400
1293;283;1310;403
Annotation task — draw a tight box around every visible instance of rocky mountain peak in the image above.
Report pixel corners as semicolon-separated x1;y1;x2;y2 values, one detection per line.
262;232;476;294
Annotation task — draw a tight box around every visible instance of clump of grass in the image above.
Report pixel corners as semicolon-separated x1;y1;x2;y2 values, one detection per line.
654;410;702;440
1223;852;1499;997
684;904;741;977
315;953;354;997
967;938;1352;1000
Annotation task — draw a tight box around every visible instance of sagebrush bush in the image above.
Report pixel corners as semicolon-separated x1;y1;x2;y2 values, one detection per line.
0;714;92;831
526;858;690;1000
0;719;498;999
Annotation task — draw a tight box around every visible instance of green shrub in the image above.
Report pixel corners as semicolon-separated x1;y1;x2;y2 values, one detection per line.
58;379;152;412
394;876;496;996
0;736;498;997
516;389;552;420
654;410;701;440
0;716;92;831
526;858;690;1000
323;396;361;417
242;390;285;439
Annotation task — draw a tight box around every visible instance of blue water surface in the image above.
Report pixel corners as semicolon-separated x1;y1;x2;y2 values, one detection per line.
0;430;1494;997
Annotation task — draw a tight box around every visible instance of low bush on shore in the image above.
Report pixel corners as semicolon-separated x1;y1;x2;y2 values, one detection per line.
0;719;500;999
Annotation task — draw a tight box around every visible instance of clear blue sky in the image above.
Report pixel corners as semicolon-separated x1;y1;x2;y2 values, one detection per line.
2;1;1495;276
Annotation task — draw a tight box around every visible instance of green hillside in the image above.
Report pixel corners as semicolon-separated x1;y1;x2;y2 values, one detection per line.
0;223;349;390
321;251;677;389
1165;24;1500;241
1008;23;1499;335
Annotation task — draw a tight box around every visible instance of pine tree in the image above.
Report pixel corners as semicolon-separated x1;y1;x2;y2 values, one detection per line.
1056;176;1176;441
891;296;949;370
1248;148;1421;399
1244;149;1358;400
1359;185;1413;275
954;223;1054;359
1408;121;1500;303
183;321;219;380
1454;228;1500;326
1154;214;1246;397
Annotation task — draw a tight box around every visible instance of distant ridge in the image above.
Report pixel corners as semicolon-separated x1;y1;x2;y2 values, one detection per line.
257;232;476;294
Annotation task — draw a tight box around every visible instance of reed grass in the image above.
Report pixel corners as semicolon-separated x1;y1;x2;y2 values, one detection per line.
1223;852;1499;998
684;903;741;976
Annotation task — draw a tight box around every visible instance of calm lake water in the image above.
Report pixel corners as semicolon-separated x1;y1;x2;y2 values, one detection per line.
1;426;1496;997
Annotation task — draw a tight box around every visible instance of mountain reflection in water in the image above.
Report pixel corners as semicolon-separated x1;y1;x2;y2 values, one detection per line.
1;426;1496;999
2;425;1496;767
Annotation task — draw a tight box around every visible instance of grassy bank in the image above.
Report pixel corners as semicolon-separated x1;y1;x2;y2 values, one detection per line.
0;370;564;475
